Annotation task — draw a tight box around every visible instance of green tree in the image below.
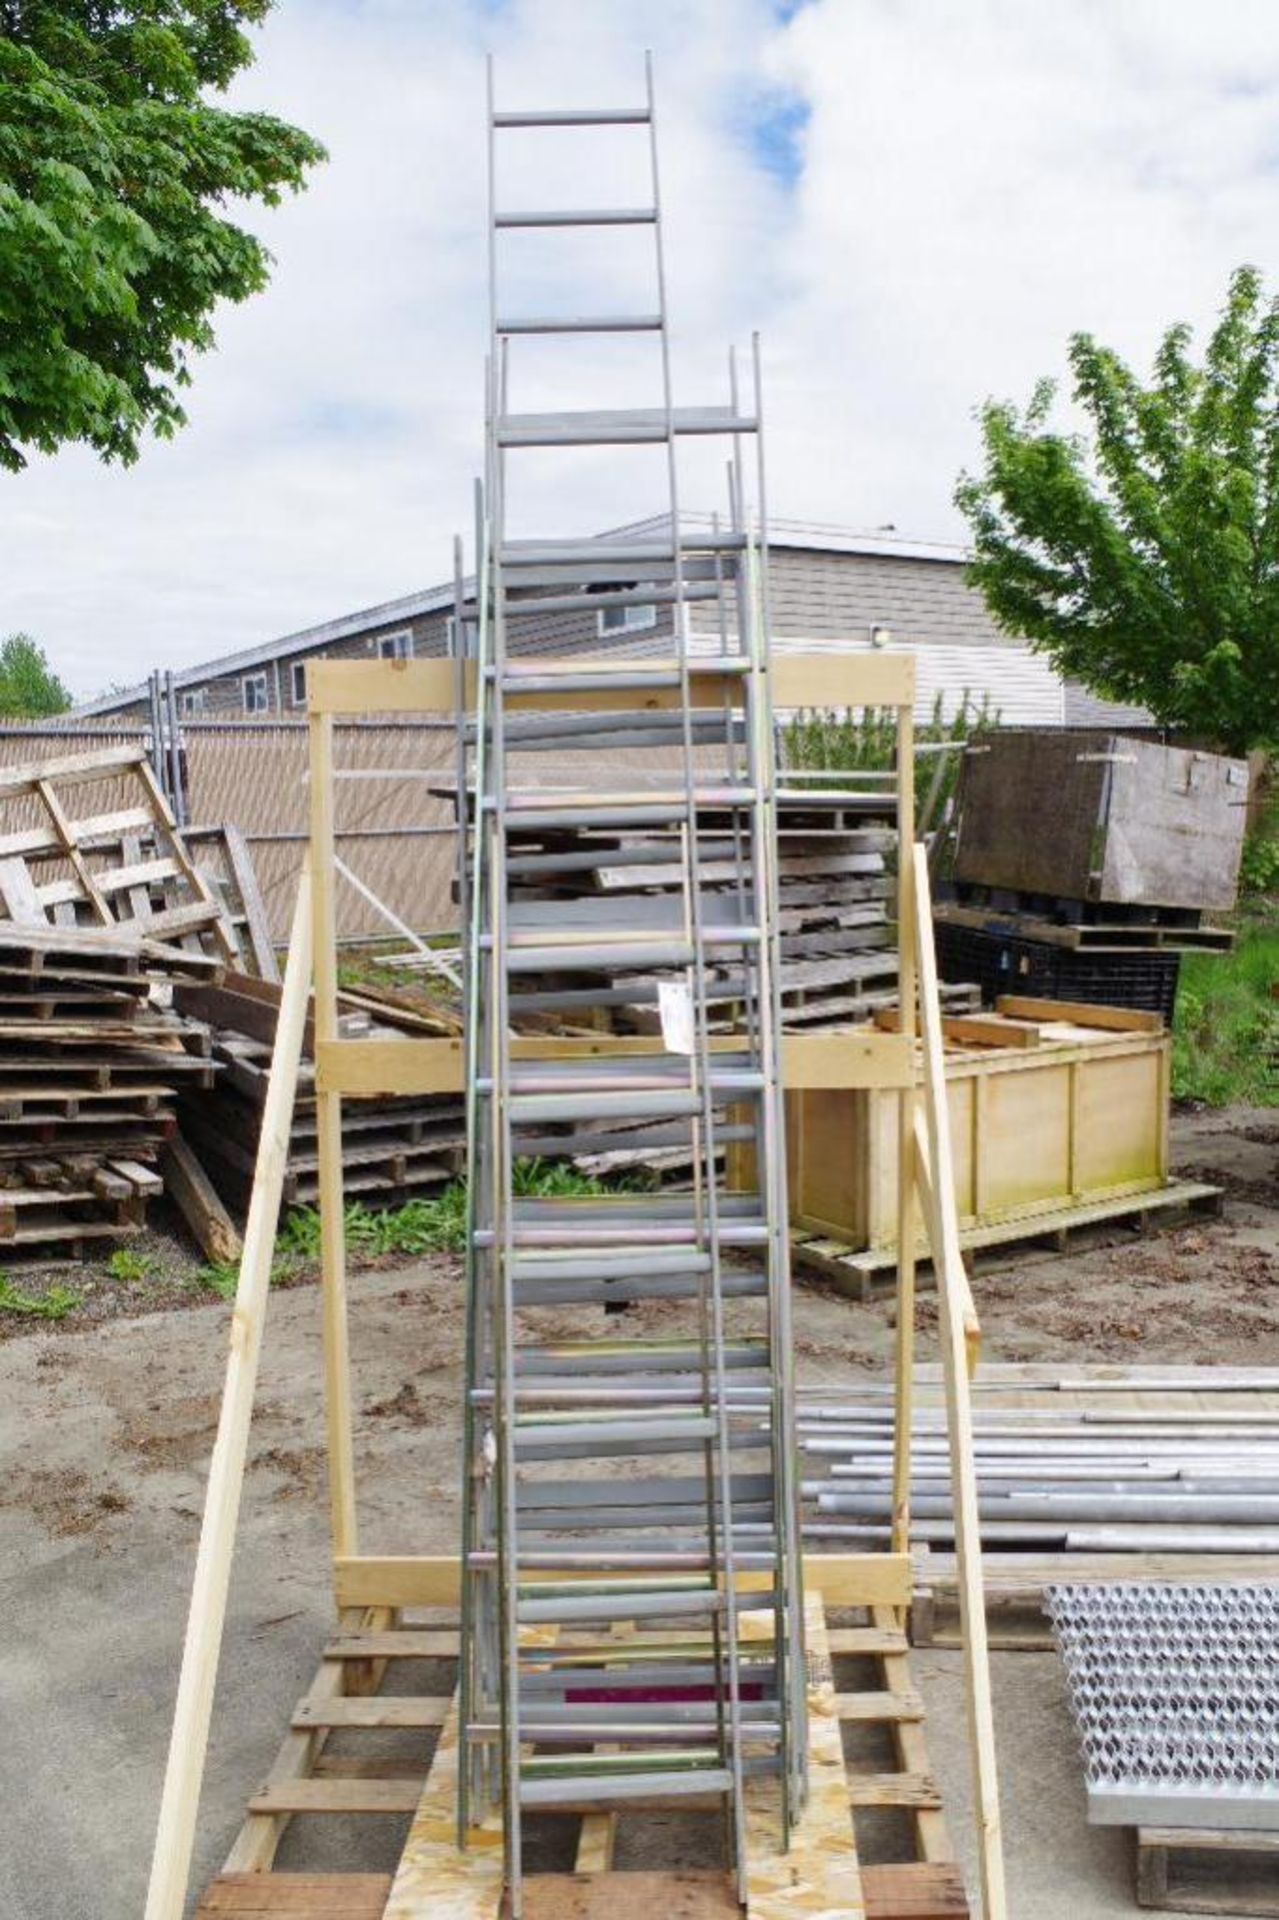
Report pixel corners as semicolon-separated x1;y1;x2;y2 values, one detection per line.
955;266;1279;754
0;633;71;714
0;1;325;472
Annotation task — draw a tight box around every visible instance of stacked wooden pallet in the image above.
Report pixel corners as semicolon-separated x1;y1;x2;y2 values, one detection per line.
503;790;902;1033
0;923;217;1256
175;973;465;1214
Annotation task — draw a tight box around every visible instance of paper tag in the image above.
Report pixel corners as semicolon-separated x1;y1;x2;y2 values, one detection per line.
658;977;695;1055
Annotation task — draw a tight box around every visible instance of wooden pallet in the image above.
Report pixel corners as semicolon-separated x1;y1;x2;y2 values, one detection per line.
792;1178;1224;1298
1137;1825;1279;1915
195;1594;969;1920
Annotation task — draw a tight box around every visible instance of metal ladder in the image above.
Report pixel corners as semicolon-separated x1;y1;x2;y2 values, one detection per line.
458;55;806;1913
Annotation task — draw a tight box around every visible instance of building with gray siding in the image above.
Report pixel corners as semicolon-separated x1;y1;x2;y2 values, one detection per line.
68;518;1146;728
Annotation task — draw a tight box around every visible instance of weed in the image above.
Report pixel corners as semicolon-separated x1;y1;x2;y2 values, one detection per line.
105;1247;151;1283
0;1277;82;1319
196;1260;240;1300
782;689;998;833
274;1161;635;1272
1173;920;1279;1106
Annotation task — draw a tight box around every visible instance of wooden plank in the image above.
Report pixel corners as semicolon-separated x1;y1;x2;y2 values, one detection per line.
835;1689;925;1722
518;1873;737;1919
161;1133;243;1266
307;652;914;717
0;741;145;797
847;1772;942;1810
942;1015;1040;1051
324;1629;459;1660
861;1864;970;1918
995;994;1163;1033
35;778;113;926
745;1593;863;1919
197;1875;392;1916
292;1695;449;1729
142;871;315;1920
382;1691;504;1920
333;1552;912;1611
309;712;359;1569
318;1030;914;1098
912;847;1006;1920
247;1778;422;1815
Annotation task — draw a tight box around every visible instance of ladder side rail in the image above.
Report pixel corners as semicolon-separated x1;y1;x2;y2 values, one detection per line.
646;51;750;1895
485;74;526;1897
458;478;495;1840
741;524;806;1829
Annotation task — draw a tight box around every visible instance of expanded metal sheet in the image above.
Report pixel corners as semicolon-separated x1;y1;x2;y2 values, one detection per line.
1046;1582;1279;1829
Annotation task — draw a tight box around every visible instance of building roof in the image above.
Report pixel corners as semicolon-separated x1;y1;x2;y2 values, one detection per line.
68;516;971;718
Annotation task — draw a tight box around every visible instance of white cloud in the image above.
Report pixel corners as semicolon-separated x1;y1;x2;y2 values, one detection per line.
3;0;1278;695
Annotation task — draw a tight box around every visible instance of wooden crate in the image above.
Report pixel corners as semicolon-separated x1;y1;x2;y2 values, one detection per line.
952;730;1248;910
785;1001;1171;1252
1137;1825;1279;1914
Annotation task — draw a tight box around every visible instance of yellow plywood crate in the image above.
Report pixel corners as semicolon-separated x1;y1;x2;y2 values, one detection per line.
786;1011;1170;1252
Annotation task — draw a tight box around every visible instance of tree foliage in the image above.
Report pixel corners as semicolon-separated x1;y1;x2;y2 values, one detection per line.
955;266;1279;754
0;1;325;471
0;633;71;714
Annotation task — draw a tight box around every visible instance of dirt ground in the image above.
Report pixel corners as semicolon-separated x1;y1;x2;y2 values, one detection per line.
1;1104;1276;1919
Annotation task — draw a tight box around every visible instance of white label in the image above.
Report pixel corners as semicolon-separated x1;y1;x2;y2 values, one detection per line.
658;978;695;1055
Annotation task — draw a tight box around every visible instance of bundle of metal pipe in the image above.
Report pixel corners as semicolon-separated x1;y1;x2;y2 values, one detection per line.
792;1388;1279;1554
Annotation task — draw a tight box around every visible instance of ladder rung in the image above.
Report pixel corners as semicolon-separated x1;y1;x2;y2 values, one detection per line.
509;1088;702;1125
516;1584;724;1622
513;1269;768;1309
511;1250;710;1284
497;313;663;335
515;1341;770;1376
515;1413;719;1454
497;557;723;589
500;535;745;565
518;1469;774;1511
492;107;652;129
497;406;757;447
503;582;717;617
494;206;657;228
498;656;749;692
519;1764;733;1808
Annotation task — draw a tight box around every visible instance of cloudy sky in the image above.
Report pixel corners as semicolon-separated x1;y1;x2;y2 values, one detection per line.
5;0;1279;699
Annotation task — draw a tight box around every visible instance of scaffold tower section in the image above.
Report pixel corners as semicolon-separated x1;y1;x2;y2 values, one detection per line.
456;55;808;1915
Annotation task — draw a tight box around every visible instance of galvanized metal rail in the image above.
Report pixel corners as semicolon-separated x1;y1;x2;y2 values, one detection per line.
454;56;807;1916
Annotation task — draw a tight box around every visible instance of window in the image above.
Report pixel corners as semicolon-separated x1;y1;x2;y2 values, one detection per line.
378;630;413;660
597;588;658;637
291;660;308;705
179;688;206;717
242;671;269;714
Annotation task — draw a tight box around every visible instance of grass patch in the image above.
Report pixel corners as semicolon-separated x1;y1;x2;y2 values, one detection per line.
0;1277;82;1319
1173;918;1279;1105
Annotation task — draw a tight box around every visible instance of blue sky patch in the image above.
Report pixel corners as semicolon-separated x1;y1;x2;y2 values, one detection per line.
747;87;810;186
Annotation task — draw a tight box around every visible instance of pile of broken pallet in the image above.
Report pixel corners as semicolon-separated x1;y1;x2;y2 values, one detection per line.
173;970;465;1216
0;922;218;1257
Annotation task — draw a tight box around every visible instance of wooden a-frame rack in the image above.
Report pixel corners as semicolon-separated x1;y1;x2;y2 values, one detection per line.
142;651;1005;1920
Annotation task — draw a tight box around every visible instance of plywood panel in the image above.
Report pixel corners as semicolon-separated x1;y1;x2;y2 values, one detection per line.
1075;1049;1165;1192
979;1063;1072;1216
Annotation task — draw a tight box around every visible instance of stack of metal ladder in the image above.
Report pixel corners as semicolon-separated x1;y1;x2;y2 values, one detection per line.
458;56;806;1912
